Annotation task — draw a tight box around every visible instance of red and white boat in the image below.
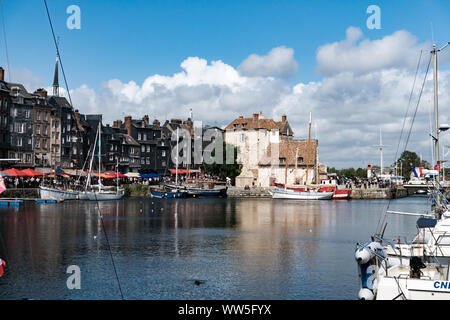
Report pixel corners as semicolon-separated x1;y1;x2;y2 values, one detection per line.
273;183;351;200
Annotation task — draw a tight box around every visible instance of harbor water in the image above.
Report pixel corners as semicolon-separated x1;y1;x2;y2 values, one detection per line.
0;196;430;300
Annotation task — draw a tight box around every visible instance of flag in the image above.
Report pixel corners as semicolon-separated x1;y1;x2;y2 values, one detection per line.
0;175;6;195
0;258;6;278
434;162;440;171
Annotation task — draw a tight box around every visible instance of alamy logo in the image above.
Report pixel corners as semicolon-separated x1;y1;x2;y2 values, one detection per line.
66;265;81;289
66;5;81;30
366;5;381;30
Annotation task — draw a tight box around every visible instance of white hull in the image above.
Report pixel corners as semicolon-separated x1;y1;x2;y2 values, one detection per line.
86;190;124;201
271;189;333;200
40;186;78;200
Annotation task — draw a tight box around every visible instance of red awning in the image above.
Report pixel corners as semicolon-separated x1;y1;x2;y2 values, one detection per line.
20;169;45;177
2;168;27;177
169;169;197;174
104;172;128;178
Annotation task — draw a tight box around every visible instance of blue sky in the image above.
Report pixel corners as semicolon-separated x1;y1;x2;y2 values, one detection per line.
2;0;450;168
2;0;449;89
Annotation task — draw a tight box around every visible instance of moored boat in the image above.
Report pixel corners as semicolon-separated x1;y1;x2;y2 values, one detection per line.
39;185;78;200
271;188;333;200
150;189;187;199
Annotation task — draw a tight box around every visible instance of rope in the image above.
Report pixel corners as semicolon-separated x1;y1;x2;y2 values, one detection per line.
0;0;11;81
43;0;74;108
93;194;125;300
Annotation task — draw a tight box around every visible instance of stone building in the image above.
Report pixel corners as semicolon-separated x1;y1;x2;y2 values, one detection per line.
7;83;35;168
0;68;10;160
32;88;52;170
224;112;320;188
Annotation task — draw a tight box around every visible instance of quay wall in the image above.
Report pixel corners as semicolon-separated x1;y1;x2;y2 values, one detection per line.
350;188;408;199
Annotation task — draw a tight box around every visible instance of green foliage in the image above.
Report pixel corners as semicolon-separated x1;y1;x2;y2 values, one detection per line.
203;142;241;182
328;167;367;179
394;150;431;178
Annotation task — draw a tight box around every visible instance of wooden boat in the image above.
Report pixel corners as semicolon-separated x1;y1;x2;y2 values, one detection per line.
150;189;187;199
39;185;78;200
273;183;351;199
271;188;333;200
163;184;228;198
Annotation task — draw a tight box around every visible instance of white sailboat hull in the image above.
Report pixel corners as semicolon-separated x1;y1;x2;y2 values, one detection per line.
86;190;124;201
271;189;333;200
40;186;78;200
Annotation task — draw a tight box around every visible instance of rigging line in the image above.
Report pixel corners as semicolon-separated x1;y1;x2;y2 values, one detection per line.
394;50;423;165
403;53;432;153
0;0;11;81
94;196;125;300
375;53;431;236
43;0;74;108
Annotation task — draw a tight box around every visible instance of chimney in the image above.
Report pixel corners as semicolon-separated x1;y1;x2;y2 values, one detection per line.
34;88;48;98
253;112;259;121
153;119;160;126
124;115;132;136
0;67;4;82
113;120;123;128
142;115;149;125
282;114;287;122
239;114;243;119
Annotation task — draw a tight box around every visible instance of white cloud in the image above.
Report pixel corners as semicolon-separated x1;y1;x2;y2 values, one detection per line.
316;26;430;76
238;46;299;78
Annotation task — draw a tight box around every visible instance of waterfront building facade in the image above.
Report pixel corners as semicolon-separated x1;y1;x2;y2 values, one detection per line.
225;112;320;188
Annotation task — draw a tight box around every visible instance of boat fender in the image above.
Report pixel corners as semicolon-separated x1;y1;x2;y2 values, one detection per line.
358;288;374;300
355;242;383;264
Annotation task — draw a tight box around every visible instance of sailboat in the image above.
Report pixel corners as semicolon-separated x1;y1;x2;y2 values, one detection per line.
354;42;450;300
151;128;188;199
85;122;124;201
271;112;333;200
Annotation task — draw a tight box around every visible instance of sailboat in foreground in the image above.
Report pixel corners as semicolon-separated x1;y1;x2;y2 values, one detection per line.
354;42;450;300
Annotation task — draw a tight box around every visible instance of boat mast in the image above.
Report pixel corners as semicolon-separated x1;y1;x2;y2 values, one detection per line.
431;41;450;212
175;128;179;186
86;128;98;190
305;112;312;185
98;121;102;188
294;147;298;185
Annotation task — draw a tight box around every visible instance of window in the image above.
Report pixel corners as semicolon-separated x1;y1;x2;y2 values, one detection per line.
25;110;30;118
146;145;150;152
35;125;40;134
162;150;166;157
138;133;142;141
26;154;31;163
240;134;246;142
16;137;23;147
146;157;150;165
35;139;40;148
279;157;286;165
43;111;47;121
67;113;71;120
14;122;25;133
141;158;145;164
143;134;147;140
141;145;145;152
36;111;40;120
297;157;303;164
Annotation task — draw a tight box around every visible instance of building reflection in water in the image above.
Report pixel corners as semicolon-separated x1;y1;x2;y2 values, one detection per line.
0;197;354;299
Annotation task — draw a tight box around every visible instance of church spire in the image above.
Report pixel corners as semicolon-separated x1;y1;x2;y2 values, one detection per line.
52;52;59;97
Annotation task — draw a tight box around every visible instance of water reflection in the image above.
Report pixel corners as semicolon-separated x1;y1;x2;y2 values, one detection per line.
0;197;425;299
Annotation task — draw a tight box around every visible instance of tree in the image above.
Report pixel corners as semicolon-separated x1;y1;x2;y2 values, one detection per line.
394;150;430;178
203;142;241;183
